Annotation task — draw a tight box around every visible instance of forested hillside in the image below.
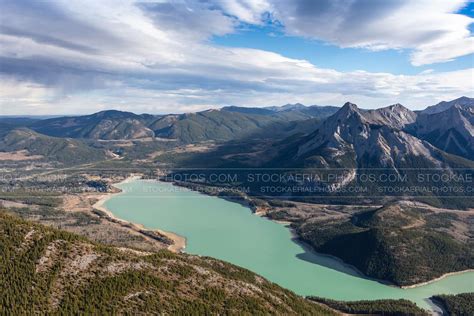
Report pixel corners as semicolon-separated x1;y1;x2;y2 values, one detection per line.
431;293;474;316
0;211;334;315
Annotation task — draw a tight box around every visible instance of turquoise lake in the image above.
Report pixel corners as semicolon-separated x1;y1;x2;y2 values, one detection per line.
104;180;474;311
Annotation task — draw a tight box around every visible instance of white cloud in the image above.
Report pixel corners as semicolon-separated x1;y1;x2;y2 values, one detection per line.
0;77;54;105
1;66;472;115
227;0;474;65
0;0;473;115
411;36;474;66
214;0;271;24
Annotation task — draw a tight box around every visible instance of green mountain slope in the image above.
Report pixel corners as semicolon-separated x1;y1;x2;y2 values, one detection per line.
308;297;428;316
149;110;293;143
431;293;474;316
297;204;474;286
31;110;155;140
0;128;107;164
28;106;335;143
222;104;338;121
0;211;334;315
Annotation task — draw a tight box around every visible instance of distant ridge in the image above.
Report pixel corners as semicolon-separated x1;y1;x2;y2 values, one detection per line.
1;97;472;152
30;110;155;140
0;128;107;164
25;104;337;142
411;98;474;160
421;96;474;115
222;103;339;121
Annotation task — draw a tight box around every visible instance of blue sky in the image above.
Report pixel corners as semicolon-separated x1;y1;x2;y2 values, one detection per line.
460;1;474;18
214;2;474;75
0;0;473;114
213;25;474;75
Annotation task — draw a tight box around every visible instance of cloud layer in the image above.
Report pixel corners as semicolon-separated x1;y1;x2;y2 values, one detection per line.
265;0;474;65
0;0;473;114
211;0;474;65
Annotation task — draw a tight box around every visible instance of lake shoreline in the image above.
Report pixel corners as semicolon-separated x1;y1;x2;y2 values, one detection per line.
165;179;474;290
167;180;399;286
93;175;187;253
97;177;474;312
400;269;474;289
287;225;474;291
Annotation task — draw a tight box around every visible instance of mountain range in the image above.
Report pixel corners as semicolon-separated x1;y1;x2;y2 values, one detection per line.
162;97;474;209
11;103;337;143
270;99;474;168
1;96;473;169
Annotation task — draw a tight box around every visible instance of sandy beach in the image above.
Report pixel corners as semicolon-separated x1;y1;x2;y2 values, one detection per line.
154;228;186;252
400;269;474;289
92;175;187;253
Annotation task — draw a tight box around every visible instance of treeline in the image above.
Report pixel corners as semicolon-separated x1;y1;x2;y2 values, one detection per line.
308;296;429;316
431;293;474;316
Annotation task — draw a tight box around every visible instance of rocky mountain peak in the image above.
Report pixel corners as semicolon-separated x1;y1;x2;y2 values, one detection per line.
341;102;359;111
364;103;416;129
266;103;307;112
410;98;474;160
422;96;474;115
330;102;362;121
92;109;139;119
454;96;473;104
378;103;411;114
282;103;305;109
388;103;404;110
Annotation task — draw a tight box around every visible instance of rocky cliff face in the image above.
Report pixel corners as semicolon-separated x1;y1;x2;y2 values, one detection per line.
293;102;441;169
412;102;474;160
363;103;417;129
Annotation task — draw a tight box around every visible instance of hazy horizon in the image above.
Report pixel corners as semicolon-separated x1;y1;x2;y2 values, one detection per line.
1;95;472;117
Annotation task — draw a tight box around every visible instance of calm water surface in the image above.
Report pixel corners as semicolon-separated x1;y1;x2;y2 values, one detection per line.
105;180;474;311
